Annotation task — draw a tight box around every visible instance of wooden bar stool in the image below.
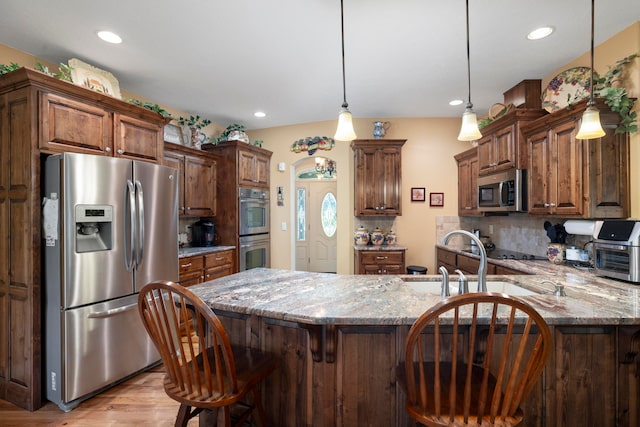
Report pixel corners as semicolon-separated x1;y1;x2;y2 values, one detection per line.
399;292;551;426
138;280;276;427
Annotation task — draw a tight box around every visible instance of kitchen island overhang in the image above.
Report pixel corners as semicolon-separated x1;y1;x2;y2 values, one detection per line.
187;268;640;427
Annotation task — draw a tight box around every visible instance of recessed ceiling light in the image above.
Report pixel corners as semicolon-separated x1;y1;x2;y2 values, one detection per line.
527;26;554;40
449;99;464;106
254;111;266;118
97;31;122;44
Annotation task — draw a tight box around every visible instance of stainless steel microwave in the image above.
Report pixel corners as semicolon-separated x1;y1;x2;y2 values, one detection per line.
477;169;527;212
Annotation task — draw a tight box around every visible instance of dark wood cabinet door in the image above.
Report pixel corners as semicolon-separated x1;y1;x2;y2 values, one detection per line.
551;119;583;216
352;139;405;216
184;154;215;217
114;113;162;162
493;124;516;170
527;128;551;214
455;148;480;216
39;91;110;155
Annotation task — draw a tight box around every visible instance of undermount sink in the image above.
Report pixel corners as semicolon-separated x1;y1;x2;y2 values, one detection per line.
403;280;538;296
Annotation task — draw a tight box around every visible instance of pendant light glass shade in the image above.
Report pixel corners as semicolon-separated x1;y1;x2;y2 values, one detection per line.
576;105;606;139
576;0;605;140
334;0;357;141
458;105;482;141
335;104;357;141
457;0;481;142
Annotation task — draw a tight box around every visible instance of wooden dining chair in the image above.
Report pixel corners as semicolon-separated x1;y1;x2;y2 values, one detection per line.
400;292;552;427
138;280;276;427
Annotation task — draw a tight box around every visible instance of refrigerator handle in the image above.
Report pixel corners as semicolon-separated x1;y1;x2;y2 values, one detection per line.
135;180;145;267
126;180;136;270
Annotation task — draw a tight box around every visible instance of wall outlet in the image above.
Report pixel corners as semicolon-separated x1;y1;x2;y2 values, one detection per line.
281;221;287;231
489;224;494;234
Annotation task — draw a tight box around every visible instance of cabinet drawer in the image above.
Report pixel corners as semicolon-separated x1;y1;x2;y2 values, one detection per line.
179;255;203;275
204;265;234;281
492;263;530;275
205;250;233;268
437;249;457;267
360;251;404;264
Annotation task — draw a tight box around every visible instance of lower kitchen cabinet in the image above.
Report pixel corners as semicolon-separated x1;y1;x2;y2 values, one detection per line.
355;249;406;274
436;247;531;276
178;249;234;286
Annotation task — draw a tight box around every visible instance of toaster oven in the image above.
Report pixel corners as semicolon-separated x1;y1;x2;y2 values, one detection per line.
593;220;640;283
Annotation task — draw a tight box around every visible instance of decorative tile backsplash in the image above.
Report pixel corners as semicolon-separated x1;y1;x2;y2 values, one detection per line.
436;215;592;257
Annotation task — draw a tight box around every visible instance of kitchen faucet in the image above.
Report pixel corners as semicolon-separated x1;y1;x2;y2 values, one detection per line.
454;269;469;294
442;230;488;292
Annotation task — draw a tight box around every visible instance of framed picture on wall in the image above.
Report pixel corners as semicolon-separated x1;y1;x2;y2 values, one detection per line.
430;192;444;207
411;187;425;202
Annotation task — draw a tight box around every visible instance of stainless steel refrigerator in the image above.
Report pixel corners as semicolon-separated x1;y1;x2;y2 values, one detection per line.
43;152;179;411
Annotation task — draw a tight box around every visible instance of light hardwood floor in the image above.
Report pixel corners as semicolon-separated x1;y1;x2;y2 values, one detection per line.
0;365;198;427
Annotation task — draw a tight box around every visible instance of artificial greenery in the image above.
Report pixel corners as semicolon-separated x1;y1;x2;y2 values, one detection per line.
127;99;172;118
592;53;638;134
214;123;247;144
0;62;20;76
35;61;73;82
178;115;212;129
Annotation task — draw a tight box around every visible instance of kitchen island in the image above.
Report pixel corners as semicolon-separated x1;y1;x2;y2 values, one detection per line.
189;266;640;427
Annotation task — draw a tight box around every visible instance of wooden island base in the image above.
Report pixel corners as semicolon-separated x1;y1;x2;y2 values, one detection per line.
209;312;639;427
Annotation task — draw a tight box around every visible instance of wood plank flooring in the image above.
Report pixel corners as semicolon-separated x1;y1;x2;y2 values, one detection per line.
0;365;198;427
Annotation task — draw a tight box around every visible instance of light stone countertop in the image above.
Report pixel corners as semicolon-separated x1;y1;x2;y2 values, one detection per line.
189;259;640;327
353;245;408;251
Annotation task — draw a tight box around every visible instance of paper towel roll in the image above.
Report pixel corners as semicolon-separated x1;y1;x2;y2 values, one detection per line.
563;220;595;236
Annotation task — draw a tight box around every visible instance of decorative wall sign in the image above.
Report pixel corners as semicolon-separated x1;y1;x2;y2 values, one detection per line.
290;136;335;155
68;58;121;99
430;192;444;207
163;124;184;145
411;187;425;202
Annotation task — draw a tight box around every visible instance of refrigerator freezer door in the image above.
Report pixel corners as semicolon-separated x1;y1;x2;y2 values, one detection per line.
47;294;159;409
51;153;135;309
132;160;179;291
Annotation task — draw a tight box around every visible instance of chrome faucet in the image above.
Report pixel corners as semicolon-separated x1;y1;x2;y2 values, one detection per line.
454;269;469;294
442;230;487;292
438;266;450;297
540;279;566;296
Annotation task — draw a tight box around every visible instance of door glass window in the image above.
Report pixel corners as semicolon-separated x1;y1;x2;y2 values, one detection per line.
297;188;306;241
321;192;337;237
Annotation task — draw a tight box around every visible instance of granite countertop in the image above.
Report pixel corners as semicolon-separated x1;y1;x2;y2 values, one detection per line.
189;261;640;327
354;244;408;251
179;245;235;258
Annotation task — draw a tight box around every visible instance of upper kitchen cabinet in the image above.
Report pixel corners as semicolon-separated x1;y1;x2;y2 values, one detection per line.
163;142;216;217
476;109;546;176
205;140;271;189
35;74;165;163
351;139;405;216
523;98;629;218
455;147;481;216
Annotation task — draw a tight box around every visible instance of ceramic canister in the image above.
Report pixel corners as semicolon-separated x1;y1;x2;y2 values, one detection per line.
354;226;369;246
385;230;397;246
546;243;566;265
370;227;384;246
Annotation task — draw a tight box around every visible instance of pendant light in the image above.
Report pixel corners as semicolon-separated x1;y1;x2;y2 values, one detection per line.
457;0;482;142
334;0;357;141
576;0;605;139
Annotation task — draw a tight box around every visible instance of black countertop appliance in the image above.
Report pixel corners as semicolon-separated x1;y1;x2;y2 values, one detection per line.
192;219;215;247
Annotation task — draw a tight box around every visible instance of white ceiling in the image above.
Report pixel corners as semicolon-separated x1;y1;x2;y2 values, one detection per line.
1;1;638;130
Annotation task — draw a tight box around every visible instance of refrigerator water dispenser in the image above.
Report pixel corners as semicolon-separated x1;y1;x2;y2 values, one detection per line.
75;205;113;253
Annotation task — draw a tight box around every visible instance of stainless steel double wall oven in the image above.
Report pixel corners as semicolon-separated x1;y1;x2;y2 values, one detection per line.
238;187;270;271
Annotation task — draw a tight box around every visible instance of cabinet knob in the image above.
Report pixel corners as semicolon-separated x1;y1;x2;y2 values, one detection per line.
104;147;111;153
181;262;192;268
464;207;472;210
117;149;124;154
549;203;556;207
544;203;550;207
186;207;191;210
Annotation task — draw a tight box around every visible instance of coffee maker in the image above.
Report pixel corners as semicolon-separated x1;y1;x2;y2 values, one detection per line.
192;219;215;247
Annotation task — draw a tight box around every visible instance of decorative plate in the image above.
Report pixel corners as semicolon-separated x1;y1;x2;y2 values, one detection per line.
542;66;595;113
